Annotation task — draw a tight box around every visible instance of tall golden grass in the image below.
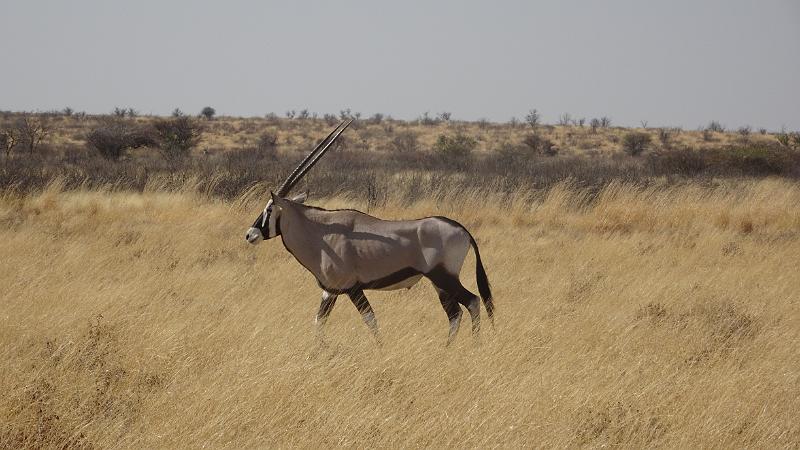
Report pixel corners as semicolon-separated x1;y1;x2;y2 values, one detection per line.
1;178;799;448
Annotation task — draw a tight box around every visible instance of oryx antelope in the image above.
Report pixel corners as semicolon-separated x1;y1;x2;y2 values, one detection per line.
245;120;493;345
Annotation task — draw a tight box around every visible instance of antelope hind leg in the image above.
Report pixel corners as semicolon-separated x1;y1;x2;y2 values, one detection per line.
435;287;463;346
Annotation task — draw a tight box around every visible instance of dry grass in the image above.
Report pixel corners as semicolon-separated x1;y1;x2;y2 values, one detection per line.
2;178;800;448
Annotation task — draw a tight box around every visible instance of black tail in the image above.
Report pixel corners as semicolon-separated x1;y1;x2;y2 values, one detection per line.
469;235;494;325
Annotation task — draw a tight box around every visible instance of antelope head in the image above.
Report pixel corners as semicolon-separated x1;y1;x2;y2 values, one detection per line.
245;119;352;244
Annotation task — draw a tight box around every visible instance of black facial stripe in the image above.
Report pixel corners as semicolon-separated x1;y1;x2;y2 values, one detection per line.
250;206;279;239
251;213;265;230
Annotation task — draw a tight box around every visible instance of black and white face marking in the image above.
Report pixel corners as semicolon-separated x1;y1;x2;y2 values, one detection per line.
245;200;280;244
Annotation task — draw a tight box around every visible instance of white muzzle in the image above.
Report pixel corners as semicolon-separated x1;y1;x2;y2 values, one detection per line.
245;227;263;244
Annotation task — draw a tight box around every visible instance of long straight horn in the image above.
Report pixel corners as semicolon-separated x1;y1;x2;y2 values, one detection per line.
277;118;353;197
274;120;348;197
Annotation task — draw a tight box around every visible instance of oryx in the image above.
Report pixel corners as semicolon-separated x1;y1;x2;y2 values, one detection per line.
245;120;493;345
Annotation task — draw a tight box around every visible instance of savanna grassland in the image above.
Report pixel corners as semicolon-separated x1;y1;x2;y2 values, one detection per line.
2;176;799;448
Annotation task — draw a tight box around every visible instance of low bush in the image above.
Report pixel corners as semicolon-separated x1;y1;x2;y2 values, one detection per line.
389;131;419;154
776;132;800;150
657;128;677;149
86;119;155;160
152;116;203;161
718;144;798;176
647;148;708;176
522;133;557;156
622;132;652;156
432;133;476;169
707;121;725;133
648;144;800;177
496;142;535;168
257;131;278;157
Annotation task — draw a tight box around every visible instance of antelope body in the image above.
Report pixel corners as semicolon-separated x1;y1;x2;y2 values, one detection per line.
245;121;493;345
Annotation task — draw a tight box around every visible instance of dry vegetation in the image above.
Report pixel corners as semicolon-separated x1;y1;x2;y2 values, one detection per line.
3;111;800;207
2;177;799;448
0;111;784;159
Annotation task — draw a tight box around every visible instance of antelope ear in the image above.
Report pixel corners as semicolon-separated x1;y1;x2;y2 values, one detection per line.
290;192;308;204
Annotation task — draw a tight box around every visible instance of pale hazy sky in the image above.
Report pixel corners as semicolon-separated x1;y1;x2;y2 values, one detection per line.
2;0;799;129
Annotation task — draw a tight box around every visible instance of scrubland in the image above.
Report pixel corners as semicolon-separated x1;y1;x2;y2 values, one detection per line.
2;177;799;448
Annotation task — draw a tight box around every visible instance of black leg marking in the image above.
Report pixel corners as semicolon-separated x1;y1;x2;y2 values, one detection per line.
427;266;481;345
347;288;381;344
314;291;338;345
435;287;463;346
464;295;481;336
316;291;338;327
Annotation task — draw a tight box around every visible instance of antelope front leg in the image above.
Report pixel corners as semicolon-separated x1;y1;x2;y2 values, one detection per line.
315;290;338;341
347;288;382;345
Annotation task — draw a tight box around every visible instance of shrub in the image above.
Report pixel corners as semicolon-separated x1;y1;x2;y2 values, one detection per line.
590;118;600;133
720;144;797;176
737;126;751;141
433;133;476;168
368;113;384;124
522;133;557;156
622;132;652;156
497;142;534;167
647;148;708;176
152;116;203;161
775;131;800;150
646;144;799;177
1;128;17;158
323;114;338;126
390;131;419;153
86;119;154;160
200;106;216;120
256;131;278;158
525;109;540;129
15;115;53;154
707;121;725;133
264;113;280;125
419;112;438;126
437;112;452;123
258;130;278;148
657;128;674;149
